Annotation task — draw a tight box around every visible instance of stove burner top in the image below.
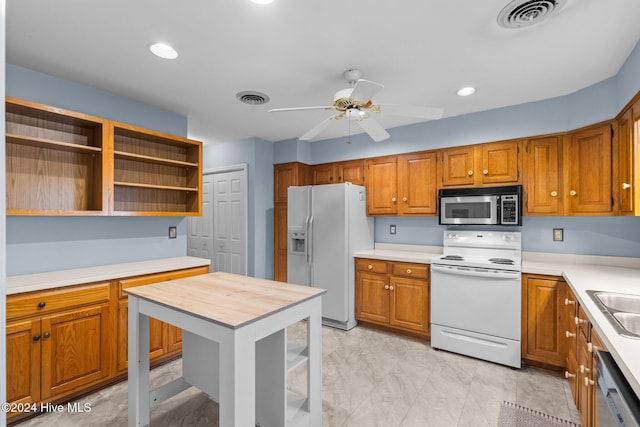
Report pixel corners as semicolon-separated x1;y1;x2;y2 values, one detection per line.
440;255;464;260
489;258;515;265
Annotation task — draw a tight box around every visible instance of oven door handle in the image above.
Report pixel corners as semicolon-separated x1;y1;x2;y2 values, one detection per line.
431;264;520;279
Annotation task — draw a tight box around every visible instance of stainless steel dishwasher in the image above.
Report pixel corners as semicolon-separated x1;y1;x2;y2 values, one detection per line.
595;349;640;427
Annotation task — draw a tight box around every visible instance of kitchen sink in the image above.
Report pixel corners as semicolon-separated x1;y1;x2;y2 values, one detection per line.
587;291;640;339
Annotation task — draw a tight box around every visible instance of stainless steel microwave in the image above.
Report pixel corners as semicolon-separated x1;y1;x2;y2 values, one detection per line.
438;185;522;226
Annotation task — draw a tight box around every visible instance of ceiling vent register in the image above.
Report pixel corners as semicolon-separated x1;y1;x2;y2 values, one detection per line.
236;91;270;105
497;0;566;28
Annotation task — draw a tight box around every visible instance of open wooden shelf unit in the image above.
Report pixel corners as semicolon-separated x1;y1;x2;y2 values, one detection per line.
5;97;202;216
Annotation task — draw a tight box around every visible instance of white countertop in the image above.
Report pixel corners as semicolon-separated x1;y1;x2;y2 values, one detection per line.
6;256;211;295
354;243;640;398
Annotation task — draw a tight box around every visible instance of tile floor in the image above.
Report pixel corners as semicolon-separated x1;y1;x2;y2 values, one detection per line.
17;323;580;427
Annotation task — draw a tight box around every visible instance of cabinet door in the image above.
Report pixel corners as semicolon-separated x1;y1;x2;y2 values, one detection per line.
577;330;592;427
355;272;390;325
6;319;41;408
398;152;437;215
117;300;166;372
523;276;566;367
365;156;398;215
40;303;111;401
389;276;429;334
524;136;563;215
566;125;614;215
441;146;476;186
312;163;335;185
274;162;310;204
336;159;365;185
166;325;183;354
617;109;634;214
481;141;520;184
274;203;289;282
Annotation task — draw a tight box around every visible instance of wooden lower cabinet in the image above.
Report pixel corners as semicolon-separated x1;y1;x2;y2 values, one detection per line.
355;259;429;338
115;266;210;373
6;282;113;419
521;274;566;368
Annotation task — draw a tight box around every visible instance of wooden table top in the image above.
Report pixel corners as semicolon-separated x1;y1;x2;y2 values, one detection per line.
124;272;325;329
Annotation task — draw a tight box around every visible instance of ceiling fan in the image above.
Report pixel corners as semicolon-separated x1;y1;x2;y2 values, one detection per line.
268;69;444;142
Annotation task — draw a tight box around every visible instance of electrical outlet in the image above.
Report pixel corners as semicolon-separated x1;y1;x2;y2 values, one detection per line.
553;228;563;242
168;226;177;239
390;224;396;235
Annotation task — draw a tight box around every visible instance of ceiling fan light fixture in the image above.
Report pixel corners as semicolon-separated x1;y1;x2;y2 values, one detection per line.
457;86;477;97
250;0;275;4
148;42;178;60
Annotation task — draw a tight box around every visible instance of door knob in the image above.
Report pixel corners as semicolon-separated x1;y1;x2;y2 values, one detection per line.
406;269;412;274
43;332;51;340
551;191;558;197
565;371;575;379
565;331;575;338
33;335;41;342
570;190;577;196
584;377;595;387
402;197;408;202
384;285;389;290
623;183;631;190
564;298;575;306
389;286;394;291
483;169;489;175
368;264;373;270
391;197;397;203
467;170;473;176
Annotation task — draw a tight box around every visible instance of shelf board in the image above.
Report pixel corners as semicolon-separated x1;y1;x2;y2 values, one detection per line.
286;391;309;425
7;209;105;216
114;181;198;192
286;342;308;373
114;150;198;168
6;133;102;154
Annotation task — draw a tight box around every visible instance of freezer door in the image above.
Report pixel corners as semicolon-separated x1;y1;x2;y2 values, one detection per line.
311;184;348;322
287;186;311;286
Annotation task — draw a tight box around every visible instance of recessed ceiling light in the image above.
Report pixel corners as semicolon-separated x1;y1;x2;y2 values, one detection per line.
457;86;477;97
148;42;179;60
250;0;275;4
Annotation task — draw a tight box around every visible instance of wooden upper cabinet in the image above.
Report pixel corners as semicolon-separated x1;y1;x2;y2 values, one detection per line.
274;162;311;203
440;146;476;187
616;108;634;214
524;136;563;215
565;124;614;215
398;151;437;215
366;156;398;215
312;163;335;185
336;159;365;185
481;140;520;184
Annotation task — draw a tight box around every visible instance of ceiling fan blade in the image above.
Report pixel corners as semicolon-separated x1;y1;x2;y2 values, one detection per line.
357;117;390;142
378;104;444;119
268;106;335;113
300;116;334;141
349;79;384;103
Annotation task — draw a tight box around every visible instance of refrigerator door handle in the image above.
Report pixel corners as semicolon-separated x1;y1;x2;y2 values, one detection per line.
304;215;311;265
308;216;314;287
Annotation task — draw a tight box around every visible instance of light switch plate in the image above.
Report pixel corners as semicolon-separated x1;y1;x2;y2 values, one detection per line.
553;228;563;242
390;224;396;235
168;226;177;239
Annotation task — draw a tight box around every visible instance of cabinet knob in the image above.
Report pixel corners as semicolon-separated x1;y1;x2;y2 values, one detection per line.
402;197;408;202
391;197;397;203
564;298;575;306
623;183;631;190
406;269;412;275
368;264;373;270
551;191;558;197
584;377;595;387
467;170;473;176
38;301;46;309
483;169;489;175
43;332;51;340
389;286;394;291
564;371;575;379
570;190;577;196
385;285;390;290
33;334;41;342
565;330;575;338
574;316;585;326
587;342;593;353
580;364;590;374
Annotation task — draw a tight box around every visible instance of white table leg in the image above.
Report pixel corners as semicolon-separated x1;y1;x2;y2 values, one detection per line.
307;301;322;427
128;296;150;427
219;327;256;427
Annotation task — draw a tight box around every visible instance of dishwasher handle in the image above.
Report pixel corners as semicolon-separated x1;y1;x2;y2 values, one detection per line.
430;264;520;279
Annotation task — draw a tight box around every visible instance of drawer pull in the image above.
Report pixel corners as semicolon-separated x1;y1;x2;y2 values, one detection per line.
580;364;590;374
33;334;41;342
564;298;575;306
565;331;575;338
587;342;593;353
584;377;594;387
564;371;575;379
406;269;412;275
368;264;373;270
38;301;46;309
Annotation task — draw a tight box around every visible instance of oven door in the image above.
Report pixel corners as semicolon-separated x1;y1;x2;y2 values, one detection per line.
595;350;640;427
439;195;498;225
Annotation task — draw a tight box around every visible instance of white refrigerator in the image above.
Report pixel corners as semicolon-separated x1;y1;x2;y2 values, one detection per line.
287;183;374;330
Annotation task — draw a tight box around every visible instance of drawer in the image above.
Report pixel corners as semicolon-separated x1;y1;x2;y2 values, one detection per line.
118;266;209;298
356;259;388;274
391;263;428;279
7;282;110;321
577;305;590;340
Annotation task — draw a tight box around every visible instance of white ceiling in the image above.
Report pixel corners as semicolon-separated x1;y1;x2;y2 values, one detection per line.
7;0;640;145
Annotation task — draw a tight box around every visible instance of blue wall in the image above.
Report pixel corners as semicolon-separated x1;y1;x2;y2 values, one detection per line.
272;39;640;259
6;64;190;276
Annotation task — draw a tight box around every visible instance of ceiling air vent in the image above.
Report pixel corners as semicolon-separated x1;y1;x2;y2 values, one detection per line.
236;91;270;105
497;0;566;29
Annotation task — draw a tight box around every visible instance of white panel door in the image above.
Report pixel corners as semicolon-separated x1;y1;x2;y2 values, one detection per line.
213;170;247;275
187;174;213;269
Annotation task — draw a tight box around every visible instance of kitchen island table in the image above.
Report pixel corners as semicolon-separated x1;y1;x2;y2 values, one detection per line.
126;272;325;427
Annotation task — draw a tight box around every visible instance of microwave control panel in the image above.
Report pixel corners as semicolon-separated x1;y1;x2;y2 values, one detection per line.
500;195;518;224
